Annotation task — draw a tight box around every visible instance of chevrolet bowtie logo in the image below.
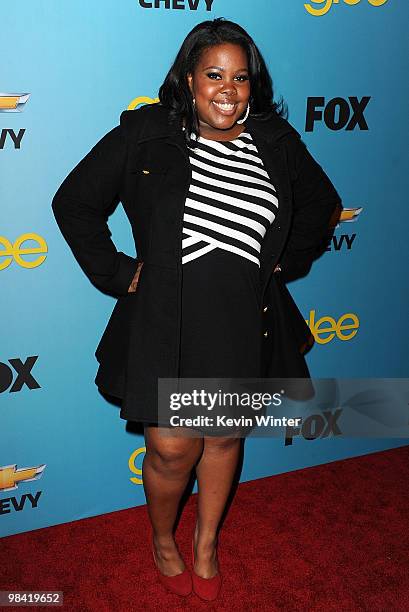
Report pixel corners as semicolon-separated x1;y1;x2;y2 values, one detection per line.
339;207;363;223
0;93;30;112
0;463;46;491
332;207;363;229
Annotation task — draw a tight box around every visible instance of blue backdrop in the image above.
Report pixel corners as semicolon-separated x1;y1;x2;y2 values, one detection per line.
2;0;408;537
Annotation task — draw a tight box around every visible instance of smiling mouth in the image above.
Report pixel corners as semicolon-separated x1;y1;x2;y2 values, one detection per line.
212;101;238;115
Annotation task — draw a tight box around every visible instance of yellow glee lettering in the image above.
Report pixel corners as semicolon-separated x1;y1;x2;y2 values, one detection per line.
336;313;360;341
304;0;387;16
127;96;159;110
0;233;48;270
129;447;146;485
306;309;360;344
304;0;333;17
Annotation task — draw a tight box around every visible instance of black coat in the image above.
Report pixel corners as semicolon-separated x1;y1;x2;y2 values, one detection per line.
52;104;342;422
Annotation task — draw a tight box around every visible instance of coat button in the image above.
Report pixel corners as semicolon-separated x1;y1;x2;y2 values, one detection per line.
263;305;268;312
263;331;268;337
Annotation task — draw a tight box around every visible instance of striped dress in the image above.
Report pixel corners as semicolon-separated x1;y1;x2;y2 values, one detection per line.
181;131;278;267
178;130;279;379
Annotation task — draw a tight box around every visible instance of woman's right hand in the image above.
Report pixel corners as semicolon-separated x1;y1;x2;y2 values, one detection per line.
128;261;144;293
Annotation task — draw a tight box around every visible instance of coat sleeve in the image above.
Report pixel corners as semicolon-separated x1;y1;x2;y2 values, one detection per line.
279;134;342;283
51;110;139;296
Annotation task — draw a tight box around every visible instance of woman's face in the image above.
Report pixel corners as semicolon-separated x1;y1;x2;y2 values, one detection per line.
187;43;251;139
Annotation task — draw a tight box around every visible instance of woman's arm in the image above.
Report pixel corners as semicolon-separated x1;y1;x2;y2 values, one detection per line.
51;111;141;296
279;134;342;283
128;261;144;293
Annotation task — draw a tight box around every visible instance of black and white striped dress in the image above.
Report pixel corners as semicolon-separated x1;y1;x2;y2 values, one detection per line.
179;130;279;379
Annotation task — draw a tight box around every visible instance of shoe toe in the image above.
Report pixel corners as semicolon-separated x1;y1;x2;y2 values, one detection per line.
192;571;222;601
159;568;192;597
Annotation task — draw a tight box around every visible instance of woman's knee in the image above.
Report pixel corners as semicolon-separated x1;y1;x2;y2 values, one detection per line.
203;435;241;453
145;428;203;474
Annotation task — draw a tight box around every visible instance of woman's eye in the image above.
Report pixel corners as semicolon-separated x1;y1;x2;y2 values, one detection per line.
205;73;248;81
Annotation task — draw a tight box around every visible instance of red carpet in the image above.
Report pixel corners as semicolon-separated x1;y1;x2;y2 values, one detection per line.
2;446;409;611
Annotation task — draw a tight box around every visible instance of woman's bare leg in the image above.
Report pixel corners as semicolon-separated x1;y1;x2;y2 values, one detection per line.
142;426;204;576
194;436;241;577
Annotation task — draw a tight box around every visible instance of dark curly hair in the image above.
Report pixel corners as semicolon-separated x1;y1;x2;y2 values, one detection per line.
158;17;287;147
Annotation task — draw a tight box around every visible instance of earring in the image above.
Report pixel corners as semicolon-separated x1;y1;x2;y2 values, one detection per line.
237;102;250;124
192;97;196;107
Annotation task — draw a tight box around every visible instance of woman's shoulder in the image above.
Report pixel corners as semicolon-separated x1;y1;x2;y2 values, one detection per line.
249;109;302;145
119;103;173;138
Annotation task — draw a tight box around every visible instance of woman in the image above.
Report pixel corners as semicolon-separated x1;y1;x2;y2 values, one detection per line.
52;18;342;601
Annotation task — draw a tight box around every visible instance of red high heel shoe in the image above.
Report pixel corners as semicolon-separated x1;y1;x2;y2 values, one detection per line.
152;542;192;597
191;535;222;601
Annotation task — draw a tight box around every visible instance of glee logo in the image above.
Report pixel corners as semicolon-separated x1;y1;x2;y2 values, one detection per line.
129;447;146;485
305;96;370;132
306;310;359;344
127;96;159;110
0;233;48;270
0;129;25;149
138;0;214;10
304;0;388;17
0;357;40;393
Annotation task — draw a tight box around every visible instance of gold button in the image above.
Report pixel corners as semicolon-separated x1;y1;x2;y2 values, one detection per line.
263;331;268;337
263;305;268;312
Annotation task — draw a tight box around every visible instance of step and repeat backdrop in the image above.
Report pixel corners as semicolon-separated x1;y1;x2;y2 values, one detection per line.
2;0;408;537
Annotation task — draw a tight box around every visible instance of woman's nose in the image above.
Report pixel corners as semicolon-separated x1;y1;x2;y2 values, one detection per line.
220;81;237;95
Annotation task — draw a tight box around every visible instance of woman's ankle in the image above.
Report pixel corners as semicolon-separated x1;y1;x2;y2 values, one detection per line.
152;534;185;572
153;533;177;551
194;529;218;552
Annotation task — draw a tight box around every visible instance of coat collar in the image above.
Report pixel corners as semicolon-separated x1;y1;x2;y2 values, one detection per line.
136;103;300;146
